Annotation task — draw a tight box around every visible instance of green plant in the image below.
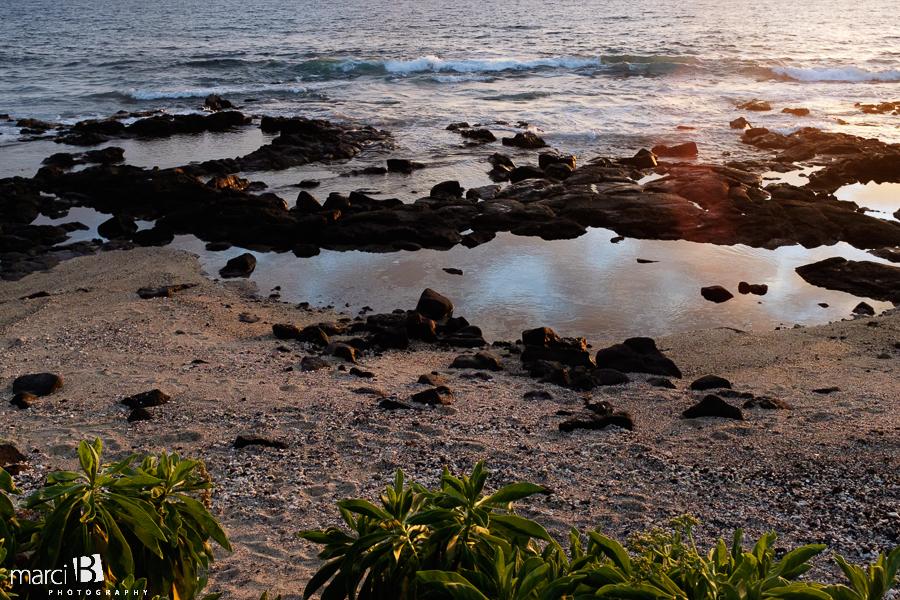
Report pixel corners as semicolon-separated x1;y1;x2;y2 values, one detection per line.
20;438;231;600
299;462;900;600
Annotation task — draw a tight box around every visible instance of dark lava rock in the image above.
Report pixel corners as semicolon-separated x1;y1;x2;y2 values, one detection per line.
406;313;438;343
387;159;414;173
521;345;594;369
299;326;330;346
431;180;464;198
524;390;553;400
446;122;470;131
648;377;676;389
205;94;233;111
415;288;454;321
206;242;232;251
293;191;322;214
12;373;64;396
796;257;900;302
10;392;39;409
461;129;496;143
730;117;752;129
523;327;562;347
813;386;841;394
539;154;576;170
869;248;900;263
743;396;793;410
559;411;634;432
293;244;320;257
544;163;574;180
84;147;125;164
97;214;138;240
853;302;876;316
372;326;410;350
460;372;493;381
379;398;413;410
502;132;548;149
137;283;195;299
300;356;330;372
325;342;356;362
461;231;497;248
738;99;772;111
449;351;502;371
442;325;488;348
410;385;453;406
690;375;733;391
353;387;385;397
219;253;257;278
127;407;153;422
233;435;288;450
0;444;28;472
782;107;810;117
132;225;175;246
593;369;630;386
350;367;375;378
738;281;768;295
701;285;734;303
652;142;698;158
418;373;449;386
43;153;76;168
683;395;744;420
122;389;170;408
594;337;682;378
239;312;260;323
272;323;303;340
443;268;464;275
528;359;566;378
618;148;657;169
508;166;546;184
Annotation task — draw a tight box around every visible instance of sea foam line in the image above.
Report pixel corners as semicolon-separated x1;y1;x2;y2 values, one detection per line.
772;66;900;82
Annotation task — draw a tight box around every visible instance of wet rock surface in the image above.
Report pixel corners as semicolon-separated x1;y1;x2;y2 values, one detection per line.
795;257;900;302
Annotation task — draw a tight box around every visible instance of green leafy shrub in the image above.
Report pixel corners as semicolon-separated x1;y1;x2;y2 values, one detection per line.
299;461;900;600
5;438;231;600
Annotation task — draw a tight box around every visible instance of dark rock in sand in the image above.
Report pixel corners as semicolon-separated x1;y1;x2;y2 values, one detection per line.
239;313;260;323
219;253;257;278
593;369;630;386
0;444;28;473
299;326;330;346
136;283;195;299
461;129;497;143
372;326;410;350
406;313;438;343
431;180;464;198
796;257;900;302
652;142;698;158
273;323;302;340
738;281;768;295
410;385;454;405
449;351;502;371
559;411;634;432
683;395;744;420
502;132;548;149
415;288;454;320
730;117;752;129
523;327;562;348
648;377;676;389
234;435;288;449
350;367;375;378
690;375;732;391
782;107;810;117
442;325;488;348
353;387;385;397
98;215;138;240
743;396;792;410
524;390;553;400
325;342;357;363
521;345;593;369
594;337;682;378
10;392;39;409
701;285;734;303
418;373;448;386
13;373;64;396
127;407;153;422
853;302;876;316
529;359;566;378
122;389;170;408
813;386;841;394
379;398;413;410
738;99;772;111
299;356;330;372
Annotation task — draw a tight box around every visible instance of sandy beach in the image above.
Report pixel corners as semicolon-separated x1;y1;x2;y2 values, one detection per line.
1;247;899;598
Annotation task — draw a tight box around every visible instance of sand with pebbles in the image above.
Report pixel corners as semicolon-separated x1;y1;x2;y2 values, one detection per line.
1;247;898;599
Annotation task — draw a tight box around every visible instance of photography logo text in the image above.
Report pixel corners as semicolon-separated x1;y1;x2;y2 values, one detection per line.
9;554;147;595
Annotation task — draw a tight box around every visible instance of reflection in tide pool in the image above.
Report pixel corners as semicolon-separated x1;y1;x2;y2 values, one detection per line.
35;206;896;342
835;182;900;222
172;230;894;343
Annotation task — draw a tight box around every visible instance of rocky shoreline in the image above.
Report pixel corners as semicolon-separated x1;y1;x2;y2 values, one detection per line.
0;247;898;598
4;106;900;305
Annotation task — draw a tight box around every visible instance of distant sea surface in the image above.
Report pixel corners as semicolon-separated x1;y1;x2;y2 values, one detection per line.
2;0;899;157
2;0;900;340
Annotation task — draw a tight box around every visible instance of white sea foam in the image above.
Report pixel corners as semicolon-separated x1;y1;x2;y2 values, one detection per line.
381;55;604;74
772;66;900;82
127;83;311;100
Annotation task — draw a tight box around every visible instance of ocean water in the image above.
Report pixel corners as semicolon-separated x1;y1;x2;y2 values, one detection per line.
4;0;900;340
